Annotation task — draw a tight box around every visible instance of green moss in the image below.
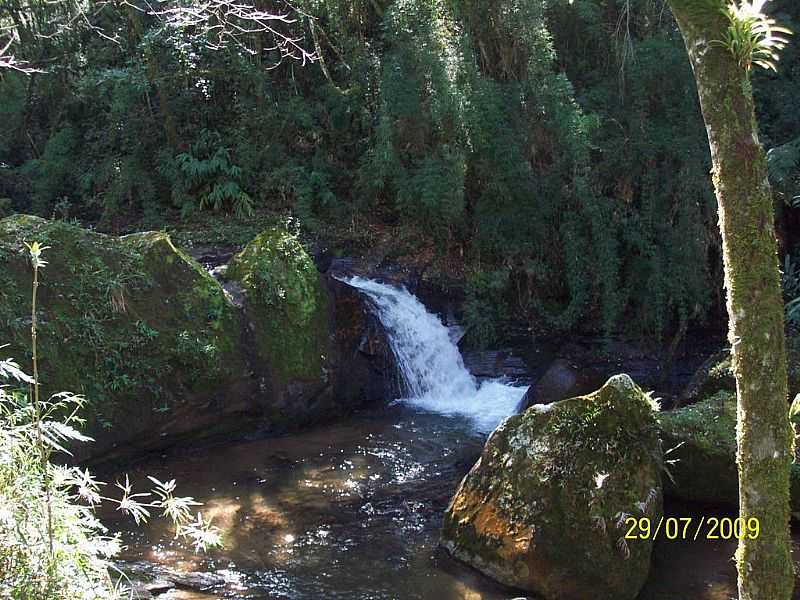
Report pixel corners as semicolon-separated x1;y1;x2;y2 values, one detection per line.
442;375;662;599
0;215;245;432
661;390;737;452
659;392;800;516
226;227;329;384
658;391;740;504
689;343;800;401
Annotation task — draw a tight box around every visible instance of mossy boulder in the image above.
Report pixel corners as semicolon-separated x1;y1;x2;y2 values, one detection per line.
658;391;800;516
225;227;394;426
0;215;254;460
441;375;662;600
680;343;800;407
227;228;328;385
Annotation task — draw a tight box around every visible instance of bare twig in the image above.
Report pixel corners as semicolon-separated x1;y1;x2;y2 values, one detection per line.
1;0;315;72
0;36;40;73
145;0;317;67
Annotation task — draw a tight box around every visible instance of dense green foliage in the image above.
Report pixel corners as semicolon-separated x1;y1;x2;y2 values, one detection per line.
0;380;118;599
1;0;799;342
0;356;221;599
0;241;221;599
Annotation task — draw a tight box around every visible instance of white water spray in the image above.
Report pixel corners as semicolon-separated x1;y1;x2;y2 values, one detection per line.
345;276;527;433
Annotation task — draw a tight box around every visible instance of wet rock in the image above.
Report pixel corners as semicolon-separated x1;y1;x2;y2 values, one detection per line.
120;561;224;594
309;243;333;273
515;358;605;412
442;375;663;600
326;277;399;403
145;580;175;594
168;571;226;590
123;583;154;599
121;579;175;598
658;391;800;516
186;245;236;269
461;349;529;381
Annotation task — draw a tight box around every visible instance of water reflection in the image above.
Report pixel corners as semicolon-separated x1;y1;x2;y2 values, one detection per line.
108;404;511;599
106;403;800;600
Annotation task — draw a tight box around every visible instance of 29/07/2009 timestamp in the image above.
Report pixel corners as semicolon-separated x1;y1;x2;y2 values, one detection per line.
624;516;760;541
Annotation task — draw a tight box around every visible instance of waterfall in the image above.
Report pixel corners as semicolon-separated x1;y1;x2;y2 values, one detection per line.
345;276;527;433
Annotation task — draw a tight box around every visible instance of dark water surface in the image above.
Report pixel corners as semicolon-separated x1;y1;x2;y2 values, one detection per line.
106;403;800;600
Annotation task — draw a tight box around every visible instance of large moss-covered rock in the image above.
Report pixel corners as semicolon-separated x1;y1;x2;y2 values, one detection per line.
658;391;738;504
225;227;394;426
227;228;328;386
441;375;662;600
659;391;800;516
0;215;253;459
0;216;396;461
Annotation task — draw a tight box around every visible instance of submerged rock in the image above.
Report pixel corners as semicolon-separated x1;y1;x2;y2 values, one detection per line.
0;215;254;460
658;391;800;516
442;375;662;600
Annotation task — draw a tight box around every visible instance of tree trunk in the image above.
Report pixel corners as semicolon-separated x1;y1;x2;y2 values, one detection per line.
666;4;794;599
125;4;179;149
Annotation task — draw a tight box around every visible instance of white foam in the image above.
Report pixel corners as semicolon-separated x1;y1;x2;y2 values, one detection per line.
345;276;527;433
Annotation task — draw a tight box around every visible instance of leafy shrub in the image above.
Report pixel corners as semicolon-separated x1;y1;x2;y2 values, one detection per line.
462;269;510;349
163;129;254;218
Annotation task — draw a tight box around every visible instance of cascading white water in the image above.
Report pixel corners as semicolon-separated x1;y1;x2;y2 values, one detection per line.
345;276;527;433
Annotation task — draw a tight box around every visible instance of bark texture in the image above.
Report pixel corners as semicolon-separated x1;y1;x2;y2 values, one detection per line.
666;3;794;598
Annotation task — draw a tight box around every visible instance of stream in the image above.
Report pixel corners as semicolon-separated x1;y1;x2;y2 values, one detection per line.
107;278;800;599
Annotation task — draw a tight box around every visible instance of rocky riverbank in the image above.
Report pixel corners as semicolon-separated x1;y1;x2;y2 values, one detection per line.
0;215;396;462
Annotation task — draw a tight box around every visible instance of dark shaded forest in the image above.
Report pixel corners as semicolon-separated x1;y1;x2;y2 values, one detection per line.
3;0;798;347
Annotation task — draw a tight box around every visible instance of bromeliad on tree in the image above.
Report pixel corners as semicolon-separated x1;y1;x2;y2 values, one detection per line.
663;0;794;597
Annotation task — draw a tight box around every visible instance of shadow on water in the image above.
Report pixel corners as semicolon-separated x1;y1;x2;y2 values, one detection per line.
639;499;800;600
